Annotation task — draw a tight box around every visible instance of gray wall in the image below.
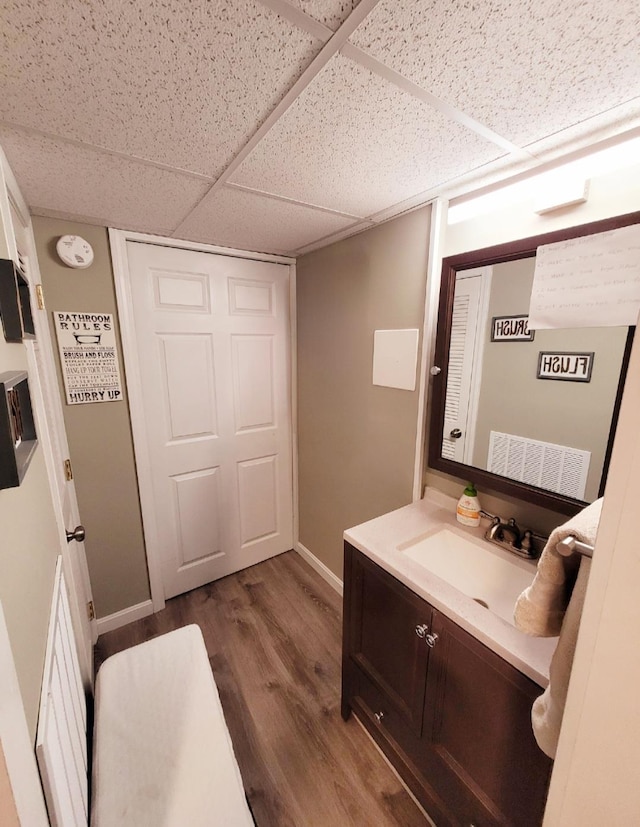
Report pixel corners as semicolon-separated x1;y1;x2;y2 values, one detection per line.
296;207;431;579
471;258;627;501
32;217;150;617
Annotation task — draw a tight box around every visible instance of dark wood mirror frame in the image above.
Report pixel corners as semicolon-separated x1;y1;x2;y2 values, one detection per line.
428;210;640;516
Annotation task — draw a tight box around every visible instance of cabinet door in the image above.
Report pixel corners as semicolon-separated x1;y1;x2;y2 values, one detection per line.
422;609;552;827
343;544;432;736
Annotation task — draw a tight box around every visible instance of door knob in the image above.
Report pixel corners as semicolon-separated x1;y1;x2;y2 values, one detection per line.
415;624;429;639
66;525;86;543
449;428;462;439
425;632;439;648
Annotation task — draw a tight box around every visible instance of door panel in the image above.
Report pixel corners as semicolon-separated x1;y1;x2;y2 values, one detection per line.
232;335;274;430
126;242;293;599
238;455;278;545
172;467;223;566
345;547;431;736
422;610;552;827
160;334;217;438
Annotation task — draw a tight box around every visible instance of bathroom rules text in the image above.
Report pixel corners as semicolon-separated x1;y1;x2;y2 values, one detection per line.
53;311;123;405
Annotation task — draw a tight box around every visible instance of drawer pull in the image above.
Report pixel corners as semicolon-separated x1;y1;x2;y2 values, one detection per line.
425;632;439;648
415;624;429;639
374;711;385;724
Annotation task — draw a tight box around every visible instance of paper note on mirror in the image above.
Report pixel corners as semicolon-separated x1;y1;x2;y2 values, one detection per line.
528;223;640;329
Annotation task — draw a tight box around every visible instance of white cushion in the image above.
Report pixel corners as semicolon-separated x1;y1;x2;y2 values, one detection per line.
92;624;254;826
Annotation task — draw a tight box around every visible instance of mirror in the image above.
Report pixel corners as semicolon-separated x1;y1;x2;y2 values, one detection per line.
428;212;639;515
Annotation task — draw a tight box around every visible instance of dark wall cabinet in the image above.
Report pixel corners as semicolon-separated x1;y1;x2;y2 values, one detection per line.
0;371;38;488
0;258;35;343
342;543;552;827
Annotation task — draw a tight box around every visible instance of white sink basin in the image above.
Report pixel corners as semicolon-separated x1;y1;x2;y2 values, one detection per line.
399;528;535;626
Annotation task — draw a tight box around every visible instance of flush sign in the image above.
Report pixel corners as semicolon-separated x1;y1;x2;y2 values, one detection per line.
537;351;594;382
491;315;534;342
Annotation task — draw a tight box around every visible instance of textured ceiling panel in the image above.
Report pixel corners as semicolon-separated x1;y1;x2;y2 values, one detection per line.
229;53;504;216
524;100;640;160
0;128;210;235
0;0;321;177
350;0;640;147
177;186;359;253
286;0;361;30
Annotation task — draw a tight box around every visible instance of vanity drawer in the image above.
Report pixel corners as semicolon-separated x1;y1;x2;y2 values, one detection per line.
351;662;420;752
348;664;455;827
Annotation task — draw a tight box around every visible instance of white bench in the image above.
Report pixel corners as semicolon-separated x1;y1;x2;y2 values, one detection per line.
91;624;254;827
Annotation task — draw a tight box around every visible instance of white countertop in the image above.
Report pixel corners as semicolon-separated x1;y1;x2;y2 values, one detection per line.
344;489;557;688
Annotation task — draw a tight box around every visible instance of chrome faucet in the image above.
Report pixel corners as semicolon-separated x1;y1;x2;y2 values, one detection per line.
485;515;538;559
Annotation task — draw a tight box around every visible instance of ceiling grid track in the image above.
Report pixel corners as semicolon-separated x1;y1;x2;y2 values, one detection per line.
173;0;532;239
172;0;385;236
0;120;217;183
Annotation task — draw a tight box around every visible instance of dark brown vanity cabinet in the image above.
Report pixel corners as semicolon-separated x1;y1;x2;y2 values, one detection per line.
342;543;552;827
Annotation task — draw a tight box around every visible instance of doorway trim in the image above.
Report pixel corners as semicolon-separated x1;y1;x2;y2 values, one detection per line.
109;229;296;612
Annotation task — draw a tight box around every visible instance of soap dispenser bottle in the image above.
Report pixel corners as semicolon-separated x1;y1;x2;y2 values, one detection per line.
456;482;481;527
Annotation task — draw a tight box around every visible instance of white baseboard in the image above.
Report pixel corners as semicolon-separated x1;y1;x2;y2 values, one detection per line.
295;542;343;596
96;599;154;636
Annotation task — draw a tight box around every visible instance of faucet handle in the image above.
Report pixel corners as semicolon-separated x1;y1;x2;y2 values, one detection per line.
521;529;534;553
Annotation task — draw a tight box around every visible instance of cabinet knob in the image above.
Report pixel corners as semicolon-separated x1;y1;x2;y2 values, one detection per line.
425;632;439;648
374;711;385;724
415;623;429;639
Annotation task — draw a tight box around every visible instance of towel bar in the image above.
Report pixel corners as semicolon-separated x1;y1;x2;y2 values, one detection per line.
556;536;593;558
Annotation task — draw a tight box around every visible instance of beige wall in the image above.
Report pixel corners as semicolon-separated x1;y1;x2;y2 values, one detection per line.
297;206;431;579
32;217;150;617
471;257;628;502
0;160;59;740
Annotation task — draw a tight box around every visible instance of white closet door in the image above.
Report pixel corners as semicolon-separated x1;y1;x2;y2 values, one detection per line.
126;242;293;599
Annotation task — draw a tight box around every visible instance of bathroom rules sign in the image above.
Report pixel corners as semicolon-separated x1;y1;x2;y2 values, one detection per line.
53;311;123;405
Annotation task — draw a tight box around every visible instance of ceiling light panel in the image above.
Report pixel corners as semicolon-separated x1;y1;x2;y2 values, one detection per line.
350;0;640;148
177;185;360;253
0;127;210;235
284;0;362;30
0;0;322;178
229;53;504;216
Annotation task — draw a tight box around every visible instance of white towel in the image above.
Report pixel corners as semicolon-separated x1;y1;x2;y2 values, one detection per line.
531;556;590;758
514;498;602;758
514;498;601;636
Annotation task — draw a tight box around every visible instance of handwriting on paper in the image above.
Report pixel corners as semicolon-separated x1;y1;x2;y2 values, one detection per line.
528;224;640;329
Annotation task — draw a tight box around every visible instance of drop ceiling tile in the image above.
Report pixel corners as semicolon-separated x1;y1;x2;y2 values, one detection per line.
350;0;640;147
177;185;360;253
0;0;321;177
286;0;361;30
0;128;210;234
229;53;504;216
524;100;640;160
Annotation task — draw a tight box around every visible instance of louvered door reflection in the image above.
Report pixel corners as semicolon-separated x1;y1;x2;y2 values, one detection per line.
442;273;483;462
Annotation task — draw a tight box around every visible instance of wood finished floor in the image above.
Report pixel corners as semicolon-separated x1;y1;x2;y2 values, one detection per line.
94;551;428;827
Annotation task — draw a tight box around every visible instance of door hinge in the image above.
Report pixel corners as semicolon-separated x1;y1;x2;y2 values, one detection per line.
64;459;73;481
35;284;45;310
87;601;95;621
